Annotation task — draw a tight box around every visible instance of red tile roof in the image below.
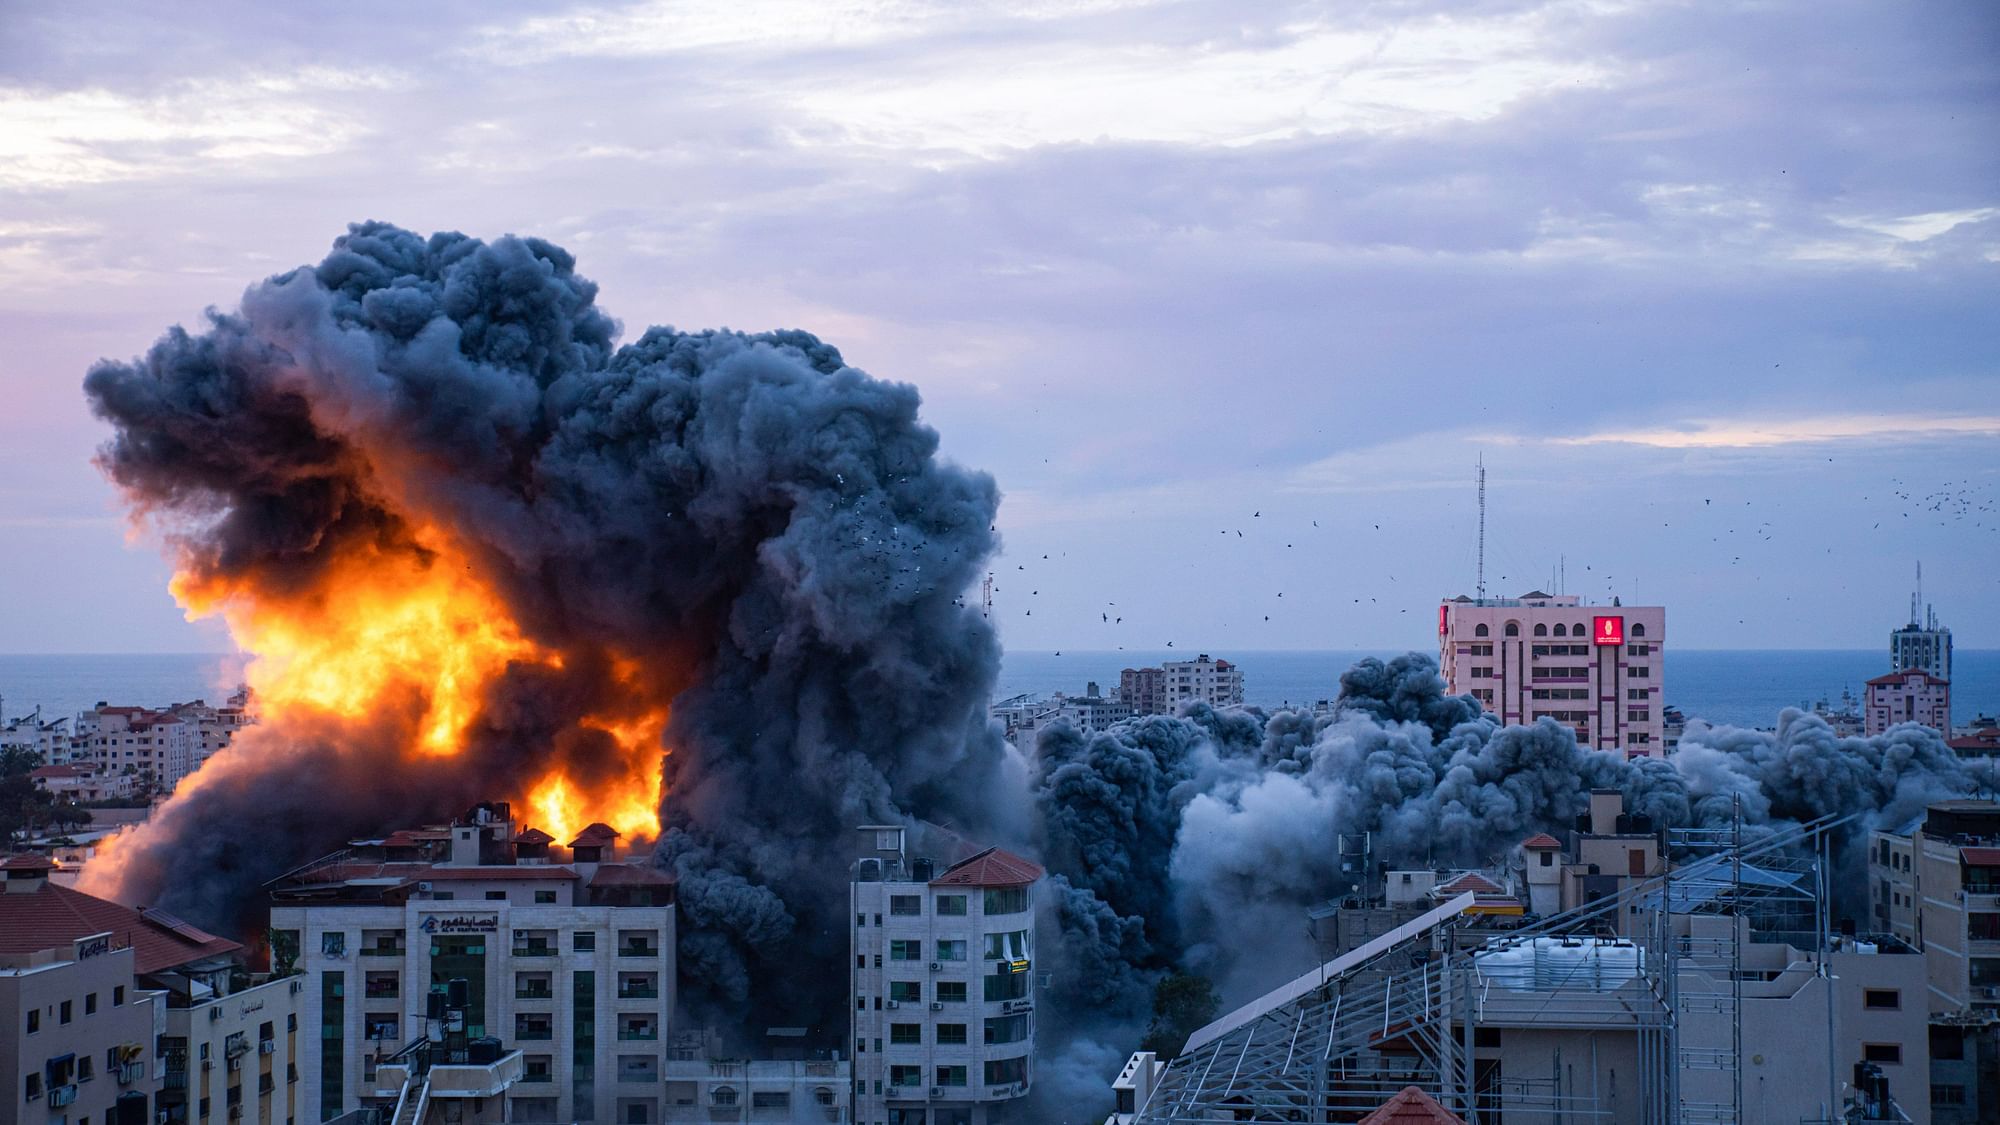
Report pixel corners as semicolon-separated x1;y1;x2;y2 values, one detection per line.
2;854;57;872
930;847;1045;888
1962;847;2000;866
1436;872;1506;896
514;828;555;845
0;882;240;973
1357;1086;1465;1124
588;864;676;887
30;765;90;779
1866;671;1946;687
420;865;578;881
1520;834;1563;850
570;823;620;848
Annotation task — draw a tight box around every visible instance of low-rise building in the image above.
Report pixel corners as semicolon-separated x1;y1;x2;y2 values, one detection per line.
0;853;307;1125
850;826;1042;1125
661;1029;849;1122
268;801;675;1125
1867;670;1952;736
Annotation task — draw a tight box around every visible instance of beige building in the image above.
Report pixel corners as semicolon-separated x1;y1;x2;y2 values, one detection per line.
0;854;307;1125
850;827;1042;1125
1865;670;1951;736
1438;592;1666;755
269;801;675;1125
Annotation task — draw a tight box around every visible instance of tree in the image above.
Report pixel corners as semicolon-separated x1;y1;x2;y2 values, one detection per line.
1141;972;1220;1058
47;801;89;832
0;746;44;777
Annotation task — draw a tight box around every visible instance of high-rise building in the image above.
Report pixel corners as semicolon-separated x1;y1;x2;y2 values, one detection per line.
1116;667;1166;716
1892;568;1952;684
1866;670;1951;735
268;801;675;1125
1437;592;1667;756
850;826;1042;1125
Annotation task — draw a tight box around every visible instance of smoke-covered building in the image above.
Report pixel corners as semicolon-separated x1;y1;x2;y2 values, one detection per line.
1866;670;1951;736
1437;592;1666;756
268;802;675;1125
850;826;1043;1125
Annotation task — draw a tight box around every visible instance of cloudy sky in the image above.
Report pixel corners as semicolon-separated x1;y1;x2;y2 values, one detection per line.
1;0;1995;655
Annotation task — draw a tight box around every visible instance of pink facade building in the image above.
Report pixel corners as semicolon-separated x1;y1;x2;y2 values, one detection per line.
1864;670;1950;736
1438;592;1667;756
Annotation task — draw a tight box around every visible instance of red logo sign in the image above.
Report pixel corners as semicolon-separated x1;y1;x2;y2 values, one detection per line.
1593;615;1624;646
1438;605;1449;636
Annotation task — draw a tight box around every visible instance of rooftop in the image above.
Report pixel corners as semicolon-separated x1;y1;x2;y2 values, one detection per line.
1358;1086;1466;1125
0;877;240;973
930;847;1046;888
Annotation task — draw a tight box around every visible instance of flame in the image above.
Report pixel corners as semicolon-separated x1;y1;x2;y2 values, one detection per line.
169;521;664;839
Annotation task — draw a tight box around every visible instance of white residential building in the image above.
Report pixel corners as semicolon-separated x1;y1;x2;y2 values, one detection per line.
850;827;1042;1125
661;1030;850;1122
0;710;76;763
78;705;200;792
269;802;676;1125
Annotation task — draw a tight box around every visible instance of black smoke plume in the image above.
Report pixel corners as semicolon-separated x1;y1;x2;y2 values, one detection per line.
84;221;1015;1034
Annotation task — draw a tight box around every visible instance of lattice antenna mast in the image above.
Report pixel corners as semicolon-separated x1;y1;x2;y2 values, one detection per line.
1910;561;1921;627
1475;457;1487;602
982;573;993;619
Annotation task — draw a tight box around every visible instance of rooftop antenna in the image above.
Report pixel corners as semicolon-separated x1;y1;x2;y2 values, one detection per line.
982;573;993;619
1475;457;1487;602
1910;561;1921;627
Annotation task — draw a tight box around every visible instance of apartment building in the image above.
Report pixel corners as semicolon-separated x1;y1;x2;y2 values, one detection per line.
76;705;198;793
989;686;1134;748
1866;670;1951;736
1438;592;1666;755
1868;800;2000;1124
268;802;675;1125
850;827;1042;1125
0;854;306;1125
661;1029;849;1122
1;711;76;763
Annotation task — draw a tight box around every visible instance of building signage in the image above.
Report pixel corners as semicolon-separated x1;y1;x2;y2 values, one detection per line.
1593;616;1624;647
419;914;498;934
74;934;111;960
1437;605;1449;637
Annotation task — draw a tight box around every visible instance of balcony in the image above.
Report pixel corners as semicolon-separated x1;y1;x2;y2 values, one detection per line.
427;1051;525;1099
515;1027;555;1042
515;985;554;1000
512;944;555;958
50;1084;80;1108
360;944;405;958
617;984;660;1000
618;943;660;958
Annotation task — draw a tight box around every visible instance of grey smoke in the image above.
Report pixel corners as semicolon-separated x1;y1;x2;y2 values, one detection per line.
84;221;1015;1036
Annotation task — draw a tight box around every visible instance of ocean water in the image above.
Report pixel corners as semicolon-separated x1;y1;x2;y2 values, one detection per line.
3;649;1996;732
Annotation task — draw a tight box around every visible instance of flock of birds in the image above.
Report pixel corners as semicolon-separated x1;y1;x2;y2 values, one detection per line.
983;472;1993;654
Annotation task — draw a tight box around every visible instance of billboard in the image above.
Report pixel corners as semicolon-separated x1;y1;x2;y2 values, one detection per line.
1593;615;1625;646
1438;605;1449;636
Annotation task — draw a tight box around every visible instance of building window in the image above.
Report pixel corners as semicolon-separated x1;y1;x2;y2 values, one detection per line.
25;1009;37;1034
60;1000;72;1024
1864;989;1899;1010
935;895;967;916
750;1092;788;1110
1932;1085;1967;1107
1505;623;1519;636
712;1086;737;1107
889;939;922;961
575;932;596;952
984;887;1028;914
936;1065;968;1087
1629;666;1650;678
935;981;967;1003
1631;623;1646;637
984;1014;1029;1044
888;1065;923;1087
982;972;1027;1002
983;931;1029;961
890;1023;922;1045
984;1057;1028;1086
321;932;346;958
936;1023;968;1045
1474;623;1489;637
889;895;922;916
1533;623;1548;637
888;981;921;1003
85;993;97;1015
1553;623;1567;637
535;890;556;904
112;987;123;1006
1862;1043;1901;1065
1540;852;1553;867
936;939;967;961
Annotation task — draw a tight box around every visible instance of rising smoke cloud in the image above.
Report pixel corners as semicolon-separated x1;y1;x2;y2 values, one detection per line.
1031;654;1996;1044
84;221;1016;1034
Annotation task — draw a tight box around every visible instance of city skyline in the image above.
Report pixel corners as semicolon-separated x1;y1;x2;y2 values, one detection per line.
1;1;1996;655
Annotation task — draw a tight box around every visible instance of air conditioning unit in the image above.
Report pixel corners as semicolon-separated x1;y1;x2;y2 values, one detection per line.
289;980;303;995
227;1057;241;1072
202;1060;214;1072
259;1041;276;1055
929;1002;943;1011
930;1088;945;1099
209;1007;221;1021
417;882;433;892
928;962;942;972
885;1000;899;1009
